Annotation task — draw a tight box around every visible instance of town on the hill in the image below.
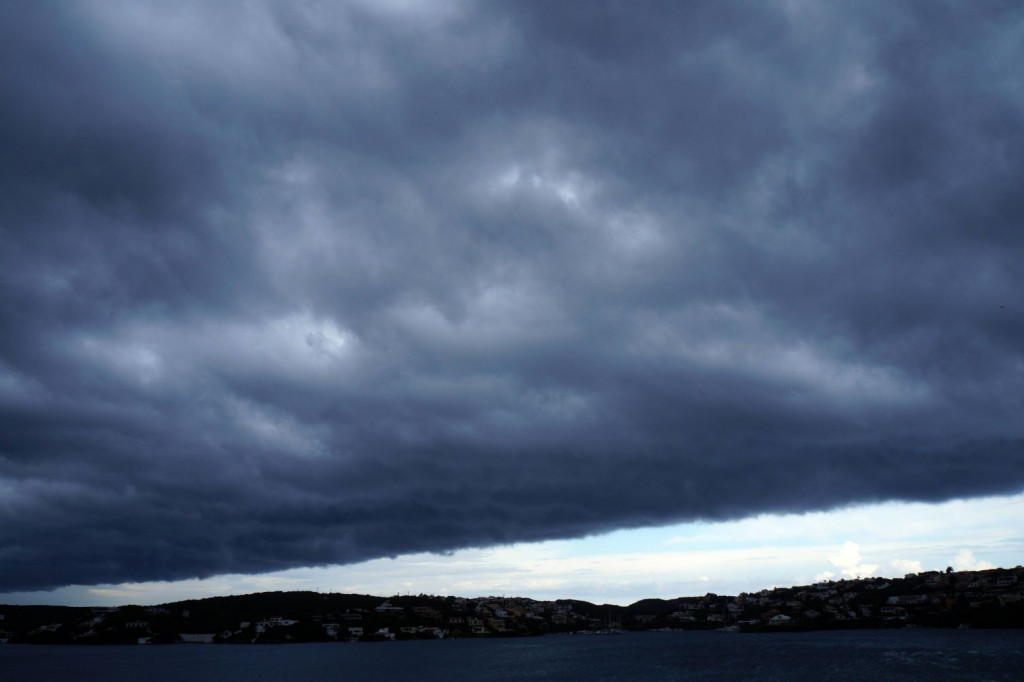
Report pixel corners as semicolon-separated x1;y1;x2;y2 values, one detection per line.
2;566;1022;644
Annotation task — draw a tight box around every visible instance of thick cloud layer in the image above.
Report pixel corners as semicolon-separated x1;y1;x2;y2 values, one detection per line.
2;1;1023;591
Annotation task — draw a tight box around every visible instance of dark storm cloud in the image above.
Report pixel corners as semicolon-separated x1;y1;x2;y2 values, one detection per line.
1;0;1023;591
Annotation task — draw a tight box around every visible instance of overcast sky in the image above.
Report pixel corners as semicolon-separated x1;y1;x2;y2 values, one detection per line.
2;0;1023;598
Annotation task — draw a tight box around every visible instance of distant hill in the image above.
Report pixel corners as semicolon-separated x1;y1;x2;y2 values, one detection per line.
2;566;1021;644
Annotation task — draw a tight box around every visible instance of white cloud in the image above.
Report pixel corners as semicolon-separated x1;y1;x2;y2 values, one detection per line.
825;541;878;578
952;549;995;572
889;558;923;575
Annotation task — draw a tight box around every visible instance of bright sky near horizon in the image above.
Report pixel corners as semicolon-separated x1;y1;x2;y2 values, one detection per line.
5;493;1020;607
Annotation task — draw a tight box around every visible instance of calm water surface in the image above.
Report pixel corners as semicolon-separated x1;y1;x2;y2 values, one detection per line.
3;629;1022;681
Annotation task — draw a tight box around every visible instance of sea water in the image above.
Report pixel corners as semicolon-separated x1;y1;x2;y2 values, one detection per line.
2;629;1022;681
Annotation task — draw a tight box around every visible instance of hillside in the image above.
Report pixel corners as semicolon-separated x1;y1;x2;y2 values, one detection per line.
1;566;1021;644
